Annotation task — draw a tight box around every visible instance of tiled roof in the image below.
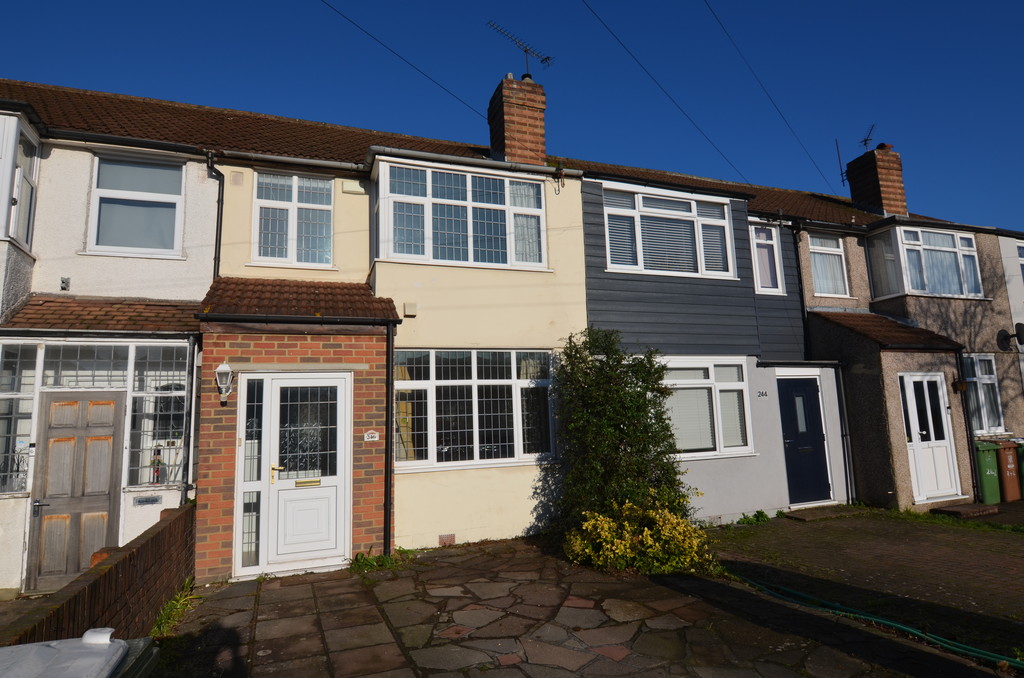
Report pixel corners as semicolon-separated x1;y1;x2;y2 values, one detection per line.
812;311;962;351
555;156;887;226
0;78;939;228
1;295;200;333
199;277;399;321
0;79;486;164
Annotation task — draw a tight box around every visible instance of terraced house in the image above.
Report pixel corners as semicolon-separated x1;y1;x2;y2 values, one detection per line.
0;76;1014;592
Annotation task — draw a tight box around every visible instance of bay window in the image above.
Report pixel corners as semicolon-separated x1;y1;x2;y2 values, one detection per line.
394;349;551;466
664;359;750;455
0;116;39;248
380;161;545;268
603;183;733;277
868;227;983;299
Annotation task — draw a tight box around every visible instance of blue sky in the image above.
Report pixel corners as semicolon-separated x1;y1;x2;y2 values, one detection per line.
5;1;1022;229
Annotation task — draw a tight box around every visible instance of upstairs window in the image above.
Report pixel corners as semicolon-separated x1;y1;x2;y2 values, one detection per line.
254;173;333;266
1017;241;1024;280
903;229;981;296
751;224;784;293
963;354;1003;434
867;227;983;299
0;117;40;248
379;161;545;268
603;184;733;277
808;233;849;296
89;157;184;256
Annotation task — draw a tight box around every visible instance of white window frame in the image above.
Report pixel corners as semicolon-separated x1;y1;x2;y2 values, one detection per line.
808;232;850;297
377;158;547;269
663;357;752;459
900;227;982;298
0;116;40;250
750;221;785;294
1017;240;1024;282
963;354;1004;435
602;180;735;279
87;155;185;257
252;171;334;267
394;349;552;470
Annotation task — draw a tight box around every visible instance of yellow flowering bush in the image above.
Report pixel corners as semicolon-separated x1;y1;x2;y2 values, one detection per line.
564;499;717;575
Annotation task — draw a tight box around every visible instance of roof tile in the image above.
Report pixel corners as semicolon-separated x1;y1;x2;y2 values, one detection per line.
2;295;199;333
812;311;961;350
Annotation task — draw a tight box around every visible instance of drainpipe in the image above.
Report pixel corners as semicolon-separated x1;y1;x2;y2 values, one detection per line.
180;335;198;505
956;349;980;500
384;324;395;556
788;216;811;357
205;151;225;279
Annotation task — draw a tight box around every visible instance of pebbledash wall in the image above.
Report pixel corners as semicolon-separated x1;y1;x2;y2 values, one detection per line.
194;331;389;583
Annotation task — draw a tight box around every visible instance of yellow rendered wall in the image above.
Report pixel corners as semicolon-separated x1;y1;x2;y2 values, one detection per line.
217;165;371;283
376;179;587;349
394;465;540;548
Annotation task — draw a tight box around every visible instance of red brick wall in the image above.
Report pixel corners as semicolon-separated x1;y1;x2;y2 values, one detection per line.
0;504;195;645
846;143;908;216
488;76;547;165
195;331;389;583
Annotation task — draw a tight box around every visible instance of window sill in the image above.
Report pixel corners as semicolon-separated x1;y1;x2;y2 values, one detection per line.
813;293;854;299
246;261;339;272
377;258;553;273
672;449;758;462
0;492;29;500
605;268;738;282
395;457;540;473
0;237;36;259
754;288;787;296
122;484;184;492
79;250;186;261
872;291;991;302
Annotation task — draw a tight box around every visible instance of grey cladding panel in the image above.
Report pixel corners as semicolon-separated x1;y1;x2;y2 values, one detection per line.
753;225;805;360
583;182;762;356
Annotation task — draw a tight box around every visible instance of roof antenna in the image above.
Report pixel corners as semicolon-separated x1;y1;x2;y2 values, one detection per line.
487;21;554;80
859;123;876;150
835;138;847;186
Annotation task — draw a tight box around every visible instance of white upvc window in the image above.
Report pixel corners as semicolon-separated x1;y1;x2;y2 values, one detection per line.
963;354;1004;434
1017;241;1024;281
394;349;551;468
88;156;184;256
603;182;734;278
751;223;785;294
808;232;849;296
902;228;982;297
0;116;40;248
254;172;333;266
664;358;751;456
378;160;546;268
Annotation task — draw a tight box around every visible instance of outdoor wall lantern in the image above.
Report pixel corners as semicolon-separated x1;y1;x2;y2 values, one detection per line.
214;361;233;403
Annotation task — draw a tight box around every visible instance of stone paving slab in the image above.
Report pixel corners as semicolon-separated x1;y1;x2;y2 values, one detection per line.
157;531;1008;677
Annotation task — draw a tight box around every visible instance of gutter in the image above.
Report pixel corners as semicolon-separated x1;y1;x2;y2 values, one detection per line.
44;128;201;156
218;149;364;172
0;328;196;339
367;146;584;177
194;313;401;327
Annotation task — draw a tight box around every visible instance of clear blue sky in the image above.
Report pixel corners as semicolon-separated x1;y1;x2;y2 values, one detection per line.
5;1;1022;229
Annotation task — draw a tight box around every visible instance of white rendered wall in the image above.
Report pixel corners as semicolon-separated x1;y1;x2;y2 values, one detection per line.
0;496;28;596
120;487;182;545
29;145;216;300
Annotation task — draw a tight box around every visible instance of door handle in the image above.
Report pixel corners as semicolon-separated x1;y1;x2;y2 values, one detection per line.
32;499;50;517
271;465;285;484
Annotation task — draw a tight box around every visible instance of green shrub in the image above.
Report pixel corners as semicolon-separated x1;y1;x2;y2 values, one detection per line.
736;510;771;525
564;496;717;575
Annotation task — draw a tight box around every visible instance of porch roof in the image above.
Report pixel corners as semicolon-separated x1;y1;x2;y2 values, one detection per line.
198;277;399;322
1;294;200;333
811;311;962;351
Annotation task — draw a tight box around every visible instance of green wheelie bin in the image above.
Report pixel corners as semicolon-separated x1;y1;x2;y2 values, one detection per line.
974;441;1001;505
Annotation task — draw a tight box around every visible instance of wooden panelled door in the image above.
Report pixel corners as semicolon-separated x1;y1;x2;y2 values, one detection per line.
26;393;125;592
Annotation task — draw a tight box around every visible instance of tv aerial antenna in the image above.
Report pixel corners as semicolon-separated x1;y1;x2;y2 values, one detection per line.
487;21;554;78
859;124;876;150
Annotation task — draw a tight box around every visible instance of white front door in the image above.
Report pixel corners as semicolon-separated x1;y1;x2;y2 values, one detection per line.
899;373;960;501
234;373;352;576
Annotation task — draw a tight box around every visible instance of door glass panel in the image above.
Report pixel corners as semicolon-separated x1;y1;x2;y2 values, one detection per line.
794;394;808;433
245;380;264;482
277;386;338;479
926;380;945;441
241;490;260;567
913;380;931;442
899;376;912;443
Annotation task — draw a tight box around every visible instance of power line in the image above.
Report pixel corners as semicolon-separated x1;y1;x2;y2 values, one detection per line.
703;0;837;194
317;0;485;122
580;0;751;184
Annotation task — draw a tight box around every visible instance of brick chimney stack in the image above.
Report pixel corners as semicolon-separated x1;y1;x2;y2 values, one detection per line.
488;74;547;165
845;143;908;216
